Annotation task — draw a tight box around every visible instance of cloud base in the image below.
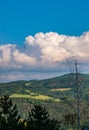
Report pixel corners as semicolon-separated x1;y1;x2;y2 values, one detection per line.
0;31;89;82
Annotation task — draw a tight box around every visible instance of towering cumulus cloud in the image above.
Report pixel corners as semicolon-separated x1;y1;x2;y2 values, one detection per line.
25;31;89;62
0;31;89;82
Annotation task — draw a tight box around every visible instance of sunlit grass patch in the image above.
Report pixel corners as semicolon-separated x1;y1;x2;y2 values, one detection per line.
53;98;61;102
25;89;38;96
10;94;61;102
10;94;32;98
33;94;52;100
25;83;31;86
25;89;30;93
50;88;71;92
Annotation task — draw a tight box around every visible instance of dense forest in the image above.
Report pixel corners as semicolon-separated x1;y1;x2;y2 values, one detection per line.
1;73;89;129
0;95;60;130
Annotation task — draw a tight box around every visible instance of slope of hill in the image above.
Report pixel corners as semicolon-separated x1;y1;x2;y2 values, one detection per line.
0;73;89;119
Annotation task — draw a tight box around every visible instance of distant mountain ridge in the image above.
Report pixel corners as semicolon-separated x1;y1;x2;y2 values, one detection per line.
0;73;89;94
0;73;89;119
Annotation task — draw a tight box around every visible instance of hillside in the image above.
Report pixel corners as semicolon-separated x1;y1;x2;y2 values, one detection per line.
0;73;89;119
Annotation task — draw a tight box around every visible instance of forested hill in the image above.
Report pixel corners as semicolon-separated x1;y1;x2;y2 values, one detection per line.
0;73;89;96
0;73;89;119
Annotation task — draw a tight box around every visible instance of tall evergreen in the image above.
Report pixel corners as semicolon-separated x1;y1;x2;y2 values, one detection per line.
0;95;21;130
27;104;60;130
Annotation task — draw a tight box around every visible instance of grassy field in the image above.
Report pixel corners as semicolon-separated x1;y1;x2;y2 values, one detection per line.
10;93;61;102
50;88;71;92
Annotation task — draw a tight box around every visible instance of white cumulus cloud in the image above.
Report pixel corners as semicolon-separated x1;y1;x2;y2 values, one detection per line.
25;31;89;64
0;31;89;82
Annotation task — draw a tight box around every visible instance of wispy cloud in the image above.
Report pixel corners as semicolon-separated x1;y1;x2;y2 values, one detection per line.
0;31;89;82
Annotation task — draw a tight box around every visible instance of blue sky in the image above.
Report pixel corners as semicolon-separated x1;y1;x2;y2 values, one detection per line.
0;0;89;45
0;0;89;82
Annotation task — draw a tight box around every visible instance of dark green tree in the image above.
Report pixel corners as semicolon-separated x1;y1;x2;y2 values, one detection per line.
0;95;21;130
49;119;60;130
0;111;7;130
27;104;60;130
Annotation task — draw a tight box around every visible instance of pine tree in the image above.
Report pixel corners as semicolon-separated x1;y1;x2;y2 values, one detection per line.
0;111;7;130
0;95;21;130
27;104;60;130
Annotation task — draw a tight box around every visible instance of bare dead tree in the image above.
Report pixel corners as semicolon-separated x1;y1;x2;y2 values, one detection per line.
75;61;81;130
66;60;83;130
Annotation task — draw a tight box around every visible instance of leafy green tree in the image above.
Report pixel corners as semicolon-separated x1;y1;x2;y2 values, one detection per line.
0;95;21;130
64;113;77;128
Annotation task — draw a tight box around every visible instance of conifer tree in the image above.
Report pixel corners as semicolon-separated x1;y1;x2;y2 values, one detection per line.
0;95;21;130
27;104;60;130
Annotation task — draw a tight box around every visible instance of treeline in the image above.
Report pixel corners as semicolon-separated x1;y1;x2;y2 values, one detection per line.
0;95;89;130
0;95;60;130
